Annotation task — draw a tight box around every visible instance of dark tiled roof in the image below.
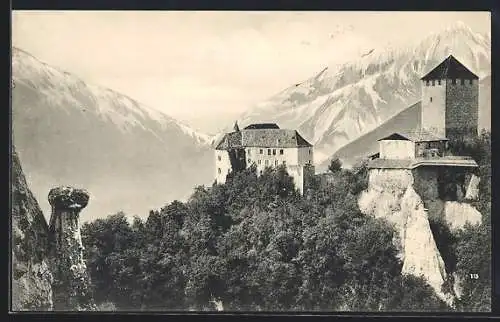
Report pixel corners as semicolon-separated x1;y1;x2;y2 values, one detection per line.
421;55;479;81
378;129;448;142
367;158;414;169
368;157;478;169
411;157;478;168
244;123;280;130
215;128;312;150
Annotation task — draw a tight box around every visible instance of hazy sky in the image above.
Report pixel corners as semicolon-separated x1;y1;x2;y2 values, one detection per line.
12;11;490;133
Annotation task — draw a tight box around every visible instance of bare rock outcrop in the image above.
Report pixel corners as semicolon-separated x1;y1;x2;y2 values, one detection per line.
48;186;96;311
465;174;480;201
399;186;450;304
444;201;482;231
358;169;452;305
11;149;54;311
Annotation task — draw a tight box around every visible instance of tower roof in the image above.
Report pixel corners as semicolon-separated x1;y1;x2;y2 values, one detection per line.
421;55;479;81
378;129;448;142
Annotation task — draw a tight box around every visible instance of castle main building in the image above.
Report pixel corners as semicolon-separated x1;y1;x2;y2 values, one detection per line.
214;123;314;193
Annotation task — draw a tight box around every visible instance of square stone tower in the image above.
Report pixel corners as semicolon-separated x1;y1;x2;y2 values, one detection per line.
420;55;479;142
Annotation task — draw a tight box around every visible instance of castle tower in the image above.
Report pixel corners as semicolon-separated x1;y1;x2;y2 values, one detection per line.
48;186;96;311
420;55;479;142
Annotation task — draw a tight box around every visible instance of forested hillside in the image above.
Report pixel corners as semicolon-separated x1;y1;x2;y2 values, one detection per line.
81;132;491;312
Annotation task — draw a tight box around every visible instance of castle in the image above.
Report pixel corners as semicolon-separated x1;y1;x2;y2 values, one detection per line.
367;55;480;202
214;122;314;193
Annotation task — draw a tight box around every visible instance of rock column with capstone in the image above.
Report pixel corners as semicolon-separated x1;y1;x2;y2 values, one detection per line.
48;186;96;311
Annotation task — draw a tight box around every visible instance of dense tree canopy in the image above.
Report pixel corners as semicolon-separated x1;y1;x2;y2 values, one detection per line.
81;132;490;312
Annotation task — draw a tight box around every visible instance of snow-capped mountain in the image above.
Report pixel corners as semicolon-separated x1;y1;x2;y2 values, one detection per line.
12;47;214;222
236;21;491;164
322;72;490;170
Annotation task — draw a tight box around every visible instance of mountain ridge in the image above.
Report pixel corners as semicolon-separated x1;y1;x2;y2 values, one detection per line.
12;47;214;222
233;21;491;164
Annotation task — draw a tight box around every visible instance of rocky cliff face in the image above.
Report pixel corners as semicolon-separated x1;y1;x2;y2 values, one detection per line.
11;150;96;311
358;168;482;305
11;149;53;311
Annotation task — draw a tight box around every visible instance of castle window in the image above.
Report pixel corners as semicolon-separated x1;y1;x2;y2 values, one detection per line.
268;149;271;155
438;80;441;85
309;149;311;155
265;160;269;166
218;168;221;174
452;79;456;85
260;149;263;154
460;79;464;85
218;155;221;161
425;80;430;86
431;80;435;86
258;160;261;165
430;97;433;102
247;149;251;155
273;149;276;155
280;149;284;155
275;160;278;166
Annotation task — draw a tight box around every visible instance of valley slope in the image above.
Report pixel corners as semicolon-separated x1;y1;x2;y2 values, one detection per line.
12;47;214;222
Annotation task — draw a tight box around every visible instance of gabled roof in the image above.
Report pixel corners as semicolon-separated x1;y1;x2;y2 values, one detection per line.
378;129;448;142
215;128;313;150
421;55;479;81
244;123;280;130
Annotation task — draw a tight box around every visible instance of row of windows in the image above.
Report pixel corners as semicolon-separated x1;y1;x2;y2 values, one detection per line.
217;149;312;162
251;159;286;166
425;79;473;86
252;148;284;156
250;159;312;166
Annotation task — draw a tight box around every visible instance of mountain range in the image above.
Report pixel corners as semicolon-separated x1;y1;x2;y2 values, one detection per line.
12;47;214;222
234;21;491;165
11;21;491;221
